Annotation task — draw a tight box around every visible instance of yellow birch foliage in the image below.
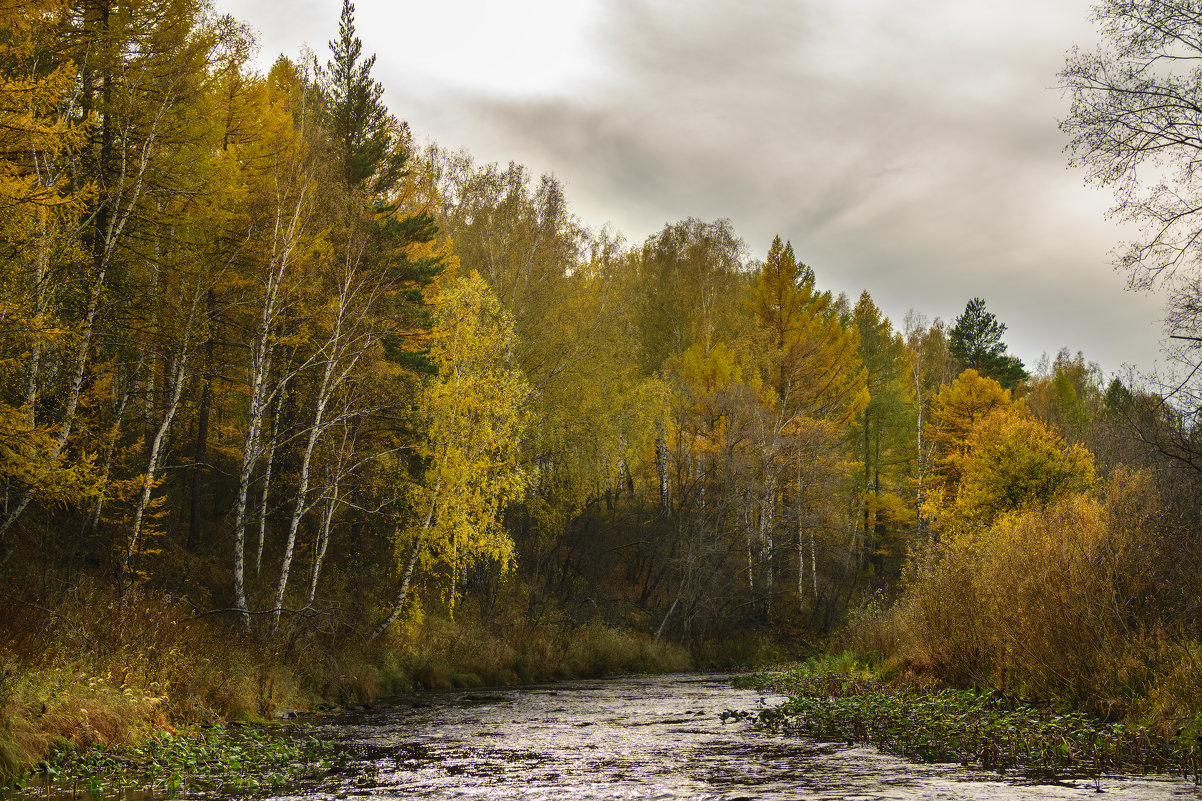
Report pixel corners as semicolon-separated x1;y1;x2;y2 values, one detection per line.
671;340;763;465
416;272;530;587
529;274;665;534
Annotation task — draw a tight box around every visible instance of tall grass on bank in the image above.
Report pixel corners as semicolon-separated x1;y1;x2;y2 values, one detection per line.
376;616;693;692
0;585;692;784
0;581;311;780
841;469;1202;730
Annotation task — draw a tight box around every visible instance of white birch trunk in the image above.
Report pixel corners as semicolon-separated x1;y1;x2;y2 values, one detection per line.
269;256;370;635
796;457;805;613
124;335;189;575
231;170;311;631
87;376;132;533
24;207;50;423
306;426;350;607
811;529;819;604
761;476;775;616
123;274;207;575
656;428;671;514
0;93;167;541
369;479;442;640
305;481;339;607
256;385;287;576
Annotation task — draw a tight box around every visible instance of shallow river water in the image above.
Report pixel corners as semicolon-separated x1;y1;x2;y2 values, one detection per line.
273;673;1202;801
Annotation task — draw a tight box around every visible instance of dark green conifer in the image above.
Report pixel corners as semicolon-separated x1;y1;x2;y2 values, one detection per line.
325;0;441;370
949;297;1028;390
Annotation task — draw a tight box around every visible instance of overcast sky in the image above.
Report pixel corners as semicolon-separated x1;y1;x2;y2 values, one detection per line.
214;0;1168;377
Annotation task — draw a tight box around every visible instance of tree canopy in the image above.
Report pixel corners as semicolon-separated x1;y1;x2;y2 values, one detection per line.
0;0;1194;713
948;298;1027;390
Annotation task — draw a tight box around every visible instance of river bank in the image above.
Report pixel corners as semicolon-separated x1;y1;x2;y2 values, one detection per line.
0;585;706;790
733;655;1202;782
11;669;1202;801
3;721;344;799
140;673;1202;801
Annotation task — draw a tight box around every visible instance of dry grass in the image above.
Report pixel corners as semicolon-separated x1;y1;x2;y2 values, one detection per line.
0;574;692;783
846;469;1201;724
0;582;313;781
373;614;692;691
560;623;692;677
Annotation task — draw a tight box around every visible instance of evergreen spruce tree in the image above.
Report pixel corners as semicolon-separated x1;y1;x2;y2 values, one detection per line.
325;0;443;370
328;0;391;191
949;297;1028;390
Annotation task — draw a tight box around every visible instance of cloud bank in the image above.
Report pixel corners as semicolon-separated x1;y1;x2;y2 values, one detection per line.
230;0;1168;374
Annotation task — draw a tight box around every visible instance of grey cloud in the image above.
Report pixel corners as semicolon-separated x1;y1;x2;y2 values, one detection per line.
395;0;1163;374
596;0;815;85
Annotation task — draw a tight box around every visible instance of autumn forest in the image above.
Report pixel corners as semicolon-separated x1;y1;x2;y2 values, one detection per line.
4;0;1202;771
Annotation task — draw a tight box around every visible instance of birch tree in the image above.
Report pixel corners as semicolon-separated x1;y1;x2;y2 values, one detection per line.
265;0;446;633
227;59;323;630
371;272;528;638
267;236;383;634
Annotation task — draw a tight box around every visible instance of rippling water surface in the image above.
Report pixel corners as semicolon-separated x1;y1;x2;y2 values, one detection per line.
276;673;1202;801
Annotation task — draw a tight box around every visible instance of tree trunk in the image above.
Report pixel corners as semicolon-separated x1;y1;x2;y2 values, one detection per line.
0;34;172;541
305;482;338;607
257;385;286;576
86;375;132;536
368;529;423;640
761;476;775;617
188;289;216;551
307;426;350;607
810;529;819;604
369;479;441;640
796;456;805;614
269;260;368;635
124;309;195;577
231;159;313;631
656;427;671;514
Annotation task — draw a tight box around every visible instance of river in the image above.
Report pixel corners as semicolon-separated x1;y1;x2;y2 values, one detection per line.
272;673;1202;801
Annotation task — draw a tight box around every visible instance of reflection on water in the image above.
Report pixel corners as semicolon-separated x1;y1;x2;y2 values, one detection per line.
269;674;1202;801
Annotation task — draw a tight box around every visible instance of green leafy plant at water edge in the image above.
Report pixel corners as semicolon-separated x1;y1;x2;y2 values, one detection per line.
1;723;345;798
729;663;1202;781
